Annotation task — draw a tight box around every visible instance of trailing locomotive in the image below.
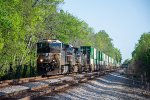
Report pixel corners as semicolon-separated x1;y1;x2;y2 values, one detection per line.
37;39;119;75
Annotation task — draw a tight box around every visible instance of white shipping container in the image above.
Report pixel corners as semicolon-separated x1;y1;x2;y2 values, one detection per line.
105;55;108;62
94;48;97;59
109;57;111;63
99;61;101;65
103;53;105;61
90;59;94;65
101;61;104;66
112;58;114;64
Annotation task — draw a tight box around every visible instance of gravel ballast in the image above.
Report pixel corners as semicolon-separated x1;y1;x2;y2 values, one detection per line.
37;72;150;100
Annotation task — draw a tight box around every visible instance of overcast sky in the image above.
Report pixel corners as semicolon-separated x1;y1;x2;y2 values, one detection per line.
61;0;150;61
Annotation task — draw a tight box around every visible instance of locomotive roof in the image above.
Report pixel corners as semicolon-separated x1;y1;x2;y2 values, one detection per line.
39;39;62;43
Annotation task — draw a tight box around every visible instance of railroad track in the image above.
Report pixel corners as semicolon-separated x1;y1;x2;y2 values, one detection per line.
0;75;65;88
0;71;105;100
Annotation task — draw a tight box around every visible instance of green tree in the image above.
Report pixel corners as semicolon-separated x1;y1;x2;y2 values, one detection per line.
0;0;63;78
93;30;122;63
132;32;150;81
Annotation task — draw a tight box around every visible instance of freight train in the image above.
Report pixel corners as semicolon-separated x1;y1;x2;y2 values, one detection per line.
37;39;119;75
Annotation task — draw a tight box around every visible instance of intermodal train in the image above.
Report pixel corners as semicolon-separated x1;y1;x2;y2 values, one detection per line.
37;39;120;75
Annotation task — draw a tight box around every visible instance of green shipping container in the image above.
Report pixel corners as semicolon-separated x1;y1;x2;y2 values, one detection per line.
99;51;101;61
80;46;94;64
94;59;97;65
101;52;105;61
97;59;99;64
96;50;99;61
90;47;94;59
100;51;102;61
80;46;94;59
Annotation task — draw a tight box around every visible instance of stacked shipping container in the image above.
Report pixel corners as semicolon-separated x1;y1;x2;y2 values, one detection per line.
80;46;119;72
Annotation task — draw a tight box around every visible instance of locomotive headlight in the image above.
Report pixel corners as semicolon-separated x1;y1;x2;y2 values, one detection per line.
40;59;43;62
52;59;55;61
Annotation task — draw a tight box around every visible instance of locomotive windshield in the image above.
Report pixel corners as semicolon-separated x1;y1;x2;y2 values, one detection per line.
37;42;62;53
66;46;74;55
49;43;62;53
49;43;61;49
37;42;50;53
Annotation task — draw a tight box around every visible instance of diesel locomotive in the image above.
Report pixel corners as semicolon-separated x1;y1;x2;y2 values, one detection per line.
37;39;119;75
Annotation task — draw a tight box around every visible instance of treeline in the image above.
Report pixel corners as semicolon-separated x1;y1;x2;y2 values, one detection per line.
129;33;150;82
0;0;122;78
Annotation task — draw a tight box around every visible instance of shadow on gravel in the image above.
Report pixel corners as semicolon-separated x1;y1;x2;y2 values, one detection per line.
35;73;150;100
103;73;142;88
37;83;135;100
81;83;135;100
87;81;150;99
63;93;88;100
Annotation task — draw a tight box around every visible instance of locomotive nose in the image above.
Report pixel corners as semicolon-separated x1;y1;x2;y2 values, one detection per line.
50;54;60;65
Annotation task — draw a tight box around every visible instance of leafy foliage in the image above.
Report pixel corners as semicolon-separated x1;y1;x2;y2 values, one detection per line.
131;33;150;81
93;30;122;63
